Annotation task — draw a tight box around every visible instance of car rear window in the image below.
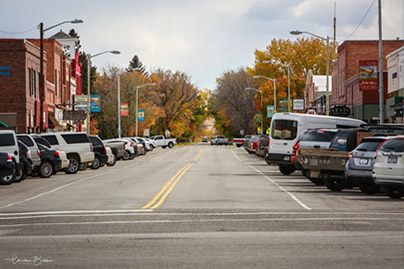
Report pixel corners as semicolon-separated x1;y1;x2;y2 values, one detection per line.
298;130;336;142
355;139;386;152
42;135;59;145
329;130;351;151
61;134;90;144
0;134;15;146
379;139;404;153
33;137;52;148
271;120;297;140
89;136;103;146
17;136;34;147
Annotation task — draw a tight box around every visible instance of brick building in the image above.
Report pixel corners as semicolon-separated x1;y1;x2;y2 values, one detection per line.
386;46;404;123
304;70;331;114
331;40;403;122
0;37;80;133
0;39;42;133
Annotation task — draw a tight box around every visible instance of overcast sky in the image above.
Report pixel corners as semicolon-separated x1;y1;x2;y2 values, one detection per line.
1;0;403;90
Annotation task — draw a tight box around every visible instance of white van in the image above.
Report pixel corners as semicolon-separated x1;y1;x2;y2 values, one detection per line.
267;113;366;175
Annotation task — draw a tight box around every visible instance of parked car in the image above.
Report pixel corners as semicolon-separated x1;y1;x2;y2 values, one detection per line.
211;135;228;146
0;152;15;184
373;136;404;199
89;136;109;169
128;138;145;156
144;138;157;149
34;143;63;178
135;137;152;152
232;137;245;147
105;147;117;166
345;136;391;194
267;112;365;175
105;139;136;160
0;130;22;184
40;132;94;174
202;137;208;143
15;141;34;182
246;135;262;154
31;135;69;171
152;135;177;148
103;140;126;160
256;135;269;158
16;134;41;170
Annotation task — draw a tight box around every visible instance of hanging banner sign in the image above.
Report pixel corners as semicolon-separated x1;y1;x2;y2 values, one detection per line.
138;110;145;122
359;60;378;91
90;94;101;112
293;99;304;111
267;105;275;118
120;103;128;116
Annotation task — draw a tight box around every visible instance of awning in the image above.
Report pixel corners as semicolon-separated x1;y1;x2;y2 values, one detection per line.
0;120;8;127
48;114;63;128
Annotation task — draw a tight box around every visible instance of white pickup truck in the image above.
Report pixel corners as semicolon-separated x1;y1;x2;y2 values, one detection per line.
151;135;177;148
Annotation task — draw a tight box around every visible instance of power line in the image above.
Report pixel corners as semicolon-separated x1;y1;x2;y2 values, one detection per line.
0;26;38;35
341;0;376;42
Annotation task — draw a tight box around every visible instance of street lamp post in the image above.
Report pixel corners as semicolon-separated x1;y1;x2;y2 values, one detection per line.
118;68;142;138
135;83;156;137
262;60;290;112
245;87;264;134
39;19;83;132
85;50;120;135
253;75;277;112
290;30;330;116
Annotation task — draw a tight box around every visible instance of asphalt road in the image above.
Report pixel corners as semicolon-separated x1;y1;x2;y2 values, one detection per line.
0;144;403;268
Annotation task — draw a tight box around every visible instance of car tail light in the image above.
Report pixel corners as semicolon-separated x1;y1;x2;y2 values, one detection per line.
54;151;60;157
37;148;40;157
292;141;300;156
348;152;353;160
90;143;94;152
375;138;390;158
130;143;133;147
104;147;107;155
7;153;11;161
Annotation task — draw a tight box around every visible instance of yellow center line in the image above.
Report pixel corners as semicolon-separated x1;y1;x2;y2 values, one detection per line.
141;149;202;210
141;163;192;209
151;163;194;209
193;149;204;161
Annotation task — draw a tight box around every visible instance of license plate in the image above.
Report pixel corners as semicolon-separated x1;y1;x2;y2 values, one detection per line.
283;156;290;161
388;156;398;164
359;158;369;165
309;159;318;166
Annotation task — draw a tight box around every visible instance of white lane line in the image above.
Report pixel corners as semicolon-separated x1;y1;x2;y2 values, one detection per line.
248;165;312;211
0;217;401;228
0;169;119;209
231;150;242;162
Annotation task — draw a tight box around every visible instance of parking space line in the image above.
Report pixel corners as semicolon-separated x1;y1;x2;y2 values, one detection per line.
231;150;242;161
248;165;312;211
0;169;119;210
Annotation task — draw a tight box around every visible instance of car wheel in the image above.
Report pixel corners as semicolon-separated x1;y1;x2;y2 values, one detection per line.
278;164;296;175
90;155;101;170
168;142;174;148
0;166;15;185
122;150;131;160
381;185;404;199
162;146;167;149
38;161;54;178
106;155;117;166
323;177;346;192
65;156;80;174
14;165;26;182
358;183;380;195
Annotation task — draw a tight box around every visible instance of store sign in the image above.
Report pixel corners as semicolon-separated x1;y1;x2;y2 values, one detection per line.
63;110;86;121
359;60;378;91
90;95;101;112
74;95;88;111
120;103;128;117
293;99;304;111
0;66;11;77
330;105;351;117
138;110;145;122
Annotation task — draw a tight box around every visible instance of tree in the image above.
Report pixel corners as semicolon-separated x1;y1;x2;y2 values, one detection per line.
212;68;258;137
68;29;81;52
126;55;148;76
80;52;97;95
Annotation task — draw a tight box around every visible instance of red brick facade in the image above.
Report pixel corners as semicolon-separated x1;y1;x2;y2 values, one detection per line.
331;40;404;121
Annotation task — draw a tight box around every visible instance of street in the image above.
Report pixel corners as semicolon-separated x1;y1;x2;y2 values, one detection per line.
0;144;403;268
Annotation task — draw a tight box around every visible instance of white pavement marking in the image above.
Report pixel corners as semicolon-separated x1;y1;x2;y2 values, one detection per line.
0;169;119;209
248;165;312;211
0;217;402;228
231;150;242;161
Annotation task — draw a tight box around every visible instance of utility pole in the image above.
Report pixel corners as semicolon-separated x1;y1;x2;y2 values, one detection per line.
378;0;384;124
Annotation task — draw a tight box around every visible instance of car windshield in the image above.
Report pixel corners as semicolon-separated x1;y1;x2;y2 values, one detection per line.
271;120;297;140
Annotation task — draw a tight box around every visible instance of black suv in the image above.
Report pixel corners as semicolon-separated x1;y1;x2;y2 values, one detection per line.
89;136;108;169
